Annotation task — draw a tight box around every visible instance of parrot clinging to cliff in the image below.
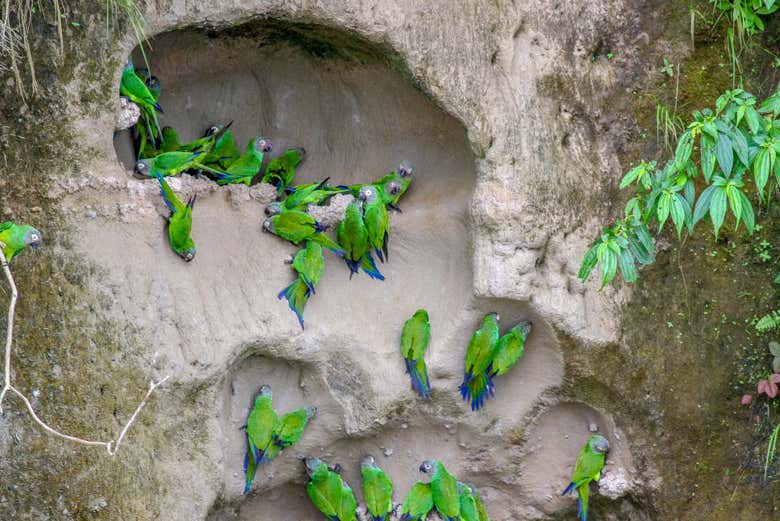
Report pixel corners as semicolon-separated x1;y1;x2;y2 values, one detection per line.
120;57;163;149
400;309;432;400
243;385;277;494
336;200;384;280
460;312;500;411
261;147;306;193
419;459;460;521
347;161;414;211
0;222;42;263
457;483;480;521
361;455;394;521
472;485;491;521
280;178;348;212
487;321;533;391
261;405;317;462
562;435;610;521
278;240;324;329
157;173;196;262
305;457;347;520
359;185;390;262
135;150;204;178
263;207;346;257
399;482;434;521
205;136;272;186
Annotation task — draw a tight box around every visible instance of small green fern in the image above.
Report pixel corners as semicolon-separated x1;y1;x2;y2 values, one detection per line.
757;310;780;333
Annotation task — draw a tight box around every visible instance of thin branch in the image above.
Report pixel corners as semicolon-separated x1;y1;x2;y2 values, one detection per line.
0;245;170;455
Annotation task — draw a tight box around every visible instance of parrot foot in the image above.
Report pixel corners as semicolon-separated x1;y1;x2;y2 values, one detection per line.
388;204;403;213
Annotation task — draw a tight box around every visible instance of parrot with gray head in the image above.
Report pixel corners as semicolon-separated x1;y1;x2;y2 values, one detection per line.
562;435;610;521
0;222;42;263
243;385;277;494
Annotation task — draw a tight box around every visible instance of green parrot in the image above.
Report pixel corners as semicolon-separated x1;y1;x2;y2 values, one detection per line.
457;483;479;521
206;128;241;168
176;123;231;154
419;460;459;521
144;75;161;102
135;150;204;178
261;147;306;192
206;136;273;185
262;405;317;462
361;455;393;521
562;435;610;521
488;321;532;379
0;222;42;263
358;185;390;262
347;161;413;211
263;208;346;257
280;178;347;212
400;309;431;400
120;57;163;145
336;200;384;280
459;312;500;411
472;486;490;521
399;482;434;521
278;240;324;329
243;385;277;494
157;173;196;262
305;457;346;520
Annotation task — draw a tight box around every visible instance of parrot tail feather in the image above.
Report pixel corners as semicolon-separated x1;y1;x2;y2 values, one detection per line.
465;372;491;411
578;483;589;521
312;234;346;258
277;279;307;330
382;230;389;262
562;482;576;496
344;257;361;277
399;515;412;521
374;247;385;263
153;102;164;113
404;358;431;399
360;252;385;281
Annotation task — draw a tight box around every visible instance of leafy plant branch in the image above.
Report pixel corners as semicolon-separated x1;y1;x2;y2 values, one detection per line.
579;85;780;288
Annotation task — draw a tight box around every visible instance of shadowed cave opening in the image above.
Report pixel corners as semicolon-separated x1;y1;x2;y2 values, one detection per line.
105;19;615;521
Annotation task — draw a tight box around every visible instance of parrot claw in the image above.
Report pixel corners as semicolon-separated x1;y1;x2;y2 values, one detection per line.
388;204;402;213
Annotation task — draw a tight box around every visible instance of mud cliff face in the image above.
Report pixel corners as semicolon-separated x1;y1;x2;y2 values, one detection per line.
0;0;704;520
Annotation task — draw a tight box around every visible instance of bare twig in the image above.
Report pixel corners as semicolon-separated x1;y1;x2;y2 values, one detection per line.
0;246;170;455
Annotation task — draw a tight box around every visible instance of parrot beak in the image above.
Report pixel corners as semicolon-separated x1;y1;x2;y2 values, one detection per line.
418;464;427;473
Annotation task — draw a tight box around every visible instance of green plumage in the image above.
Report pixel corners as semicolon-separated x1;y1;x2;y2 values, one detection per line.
338;481;358;521
208;137;271;186
306;459;345;519
562;435;609;521
399;482;434;521
474;488;490;521
157;174;196;262
489;321;532;377
243;387;277;494
279;241;324;329
120;59;162;150
336;200;383;280
359;185;390;262
282;178;346;212
401;309;431;399
208;129;240;168
263;209;346;256
262;147;306;192
136;151;203;178
263;406;316;461
460;312;500;411
160;127;181;153
457;483;479;521
0;222;42;263
361;456;393;521
420;460;459;521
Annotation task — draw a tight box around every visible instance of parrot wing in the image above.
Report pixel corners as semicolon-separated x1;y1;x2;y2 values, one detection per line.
400;482;434;521
278;277;310;330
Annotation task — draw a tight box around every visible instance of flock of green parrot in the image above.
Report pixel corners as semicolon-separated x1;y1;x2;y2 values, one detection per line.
0;55;606;521
460;313;533;411
119;57;413;329
301;455;492;521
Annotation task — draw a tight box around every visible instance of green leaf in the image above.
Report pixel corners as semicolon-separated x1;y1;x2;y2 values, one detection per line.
716;132;733;176
754;147;771;196
617;247;637;283
727;184;742;225
736;104;747;127
745;106;763;134
599;246;618;289
657;191;671;232
578;242;600;281
731;128;749;166
693;184;716;225
710;187;727;237
634;222;654;253
620;163;644;189
760;92;780;115
716;93;729;115
736;189;755;234
701;135;716;182
702;120;718;139
674;131;693;167
670;194;686;238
